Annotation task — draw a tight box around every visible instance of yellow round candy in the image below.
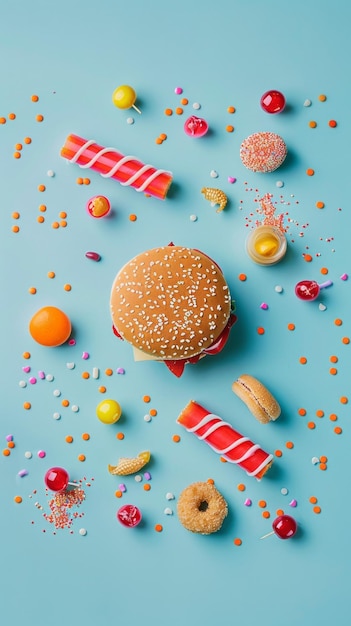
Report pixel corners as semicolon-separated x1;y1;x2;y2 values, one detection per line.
96;399;122;424
254;234;279;257
112;85;136;110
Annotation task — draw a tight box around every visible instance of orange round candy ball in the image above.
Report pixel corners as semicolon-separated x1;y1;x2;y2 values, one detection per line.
29;306;71;346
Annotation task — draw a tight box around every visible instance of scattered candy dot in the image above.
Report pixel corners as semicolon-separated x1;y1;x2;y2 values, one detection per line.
164;507;173;515
318;94;327;102
328;120;337;127
37;450;46;458
286;441;294;449
79;528;87;536
24;451;32;459
340;273;348;281
193;102;201;110
154;524;163;532
14;496;22;504
174;87;183;95
233;538;242;546
276;180;284;188
316;201;325;209
238;273;247;281
281;488;288;495
288;323;295;331
190;214;198;222
309;121;317;128
166;493;175;500
228;176;236;184
126;117;134;125
244;498;252;506
312;457;319;465
210;170;218;178
237;483;246;492
306;169;315;176
275;285;283;293
304;99;312;107
257;327;265;335
172;434;181;443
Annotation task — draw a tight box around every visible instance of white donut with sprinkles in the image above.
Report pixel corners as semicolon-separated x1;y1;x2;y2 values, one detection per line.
240;132;287;173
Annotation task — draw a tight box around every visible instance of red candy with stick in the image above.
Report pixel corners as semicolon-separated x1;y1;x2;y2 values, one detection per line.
295;279;333;301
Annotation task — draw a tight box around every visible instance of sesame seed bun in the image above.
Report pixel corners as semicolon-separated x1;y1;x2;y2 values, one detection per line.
232;374;281;424
110;246;232;361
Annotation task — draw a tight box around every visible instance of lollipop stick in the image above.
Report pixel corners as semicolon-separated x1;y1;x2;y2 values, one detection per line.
260;530;275;540
319;280;333;290
132;104;141;114
68;481;80;488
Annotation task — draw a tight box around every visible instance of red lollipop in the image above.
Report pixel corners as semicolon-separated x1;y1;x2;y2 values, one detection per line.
44;467;79;492
184;115;209;137
261;514;298;540
260;90;286;114
295;279;333;301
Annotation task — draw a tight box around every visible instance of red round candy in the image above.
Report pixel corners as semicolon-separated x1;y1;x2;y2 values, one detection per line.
44;467;69;492
295;280;320;301
184;115;209;137
260;90;286;114
272;514;297;539
117;504;142;528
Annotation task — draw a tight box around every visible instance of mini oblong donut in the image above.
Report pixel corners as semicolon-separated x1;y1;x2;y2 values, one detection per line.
232;374;281;424
177;481;228;534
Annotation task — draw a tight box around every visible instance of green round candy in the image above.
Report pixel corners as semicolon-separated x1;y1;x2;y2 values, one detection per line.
112;85;136;110
96;399;122;424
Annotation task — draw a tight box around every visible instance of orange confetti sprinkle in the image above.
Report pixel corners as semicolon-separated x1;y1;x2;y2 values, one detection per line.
39;204;47;212
61;399;69;407
155;137;163;145
31;95;39;102
159;133;167;140
319;463;327;471
257;327;265;335
38;184;46;192
82;433;90;441
8;113;16;120
143;395;151;403
298;408;307;416
237;483;246;492
226;125;234;132
276;509;284;517
36;114;44;122
309;121;317;128
320;267;328;275
258;500;267;508
105;368;113;376
78;454;86;462
307;421;316;429
262;510;270;519
82;371;90;379
76;177;84;185
303;254;313;262
313;506;322;514
320;455;328;463
37;216;45;223
0;117;6;124
180;98;188;105
342;337;350;344
129;214;137;221
3;449;10;456
12;225;20;233
318;94;327;102
12;211;20;219
309;496;318;504
23;402;31;410
286;441;294;449
116;432;124;440
60;220;67;228
328;120;337;128
175;107;183;115
274;449;283;457
287;323;295;331
65;435;73;443
99;386;107;393
220;457;227;463
7;441;15;449
23;352;31;359
233;538;242;546
143;483;151;491
83;178;90;185
24;136;32;144
14;496;22;504
63;284;72;292
334;318;343;326
51;221;60;229
28;287;37;295
340;396;348;404
330;355;338;363
59;211;67;219
13;151;21;159
306;168;315;176
115;490;123;498
238;273;247;281
329;367;337;375
207;478;215;485
315;410;324;418
164;108;173;116
329;413;338;422
316;201;325;209
299;356;307;364
172;434;181;443
154;524;163;532
149;408;157;417
334;426;342;434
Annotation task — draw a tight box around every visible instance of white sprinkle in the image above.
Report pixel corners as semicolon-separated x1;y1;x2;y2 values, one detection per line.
92;367;99;379
312;456;320;465
166;492;175;500
47;169;55;177
127;117;134;125
210;170;218;178
144;414;152;422
274;285;283;293
192;102;201;110
79;528;87;536
24;451;32;459
276;180;284;188
53;412;61;420
190;214;198;222
53;389;61;397
164;507;173;515
135;474;142;482
66;362;75;370
281;487;289;495
71;405;79;413
304;99;312;107
46;374;54;382
319;303;327;311
19;380;27;388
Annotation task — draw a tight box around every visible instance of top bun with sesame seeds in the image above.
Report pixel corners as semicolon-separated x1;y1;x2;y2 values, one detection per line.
110;245;236;376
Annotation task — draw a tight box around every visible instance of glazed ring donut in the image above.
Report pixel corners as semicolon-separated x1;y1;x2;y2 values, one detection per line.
177;481;228;534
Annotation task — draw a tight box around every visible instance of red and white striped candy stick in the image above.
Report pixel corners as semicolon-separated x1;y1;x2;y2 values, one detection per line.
177;401;273;479
60;134;173;200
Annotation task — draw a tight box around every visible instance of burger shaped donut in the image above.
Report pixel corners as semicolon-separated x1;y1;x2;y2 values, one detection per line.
110;245;236;377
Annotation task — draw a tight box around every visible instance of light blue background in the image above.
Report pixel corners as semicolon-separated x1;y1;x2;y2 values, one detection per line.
1;1;350;624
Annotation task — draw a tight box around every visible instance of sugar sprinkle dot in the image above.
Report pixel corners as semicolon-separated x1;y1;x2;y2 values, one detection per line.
274;285;283;293
210;170;219;178
126;117;134;125
79;528;87;536
53;412;61;420
166;492;175;500
164;507;173;515
24;451;32;459
281;488;289;495
192;102;201;110
190;214;198;222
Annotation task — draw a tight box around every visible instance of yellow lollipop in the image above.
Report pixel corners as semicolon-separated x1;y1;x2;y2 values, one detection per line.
112;85;141;114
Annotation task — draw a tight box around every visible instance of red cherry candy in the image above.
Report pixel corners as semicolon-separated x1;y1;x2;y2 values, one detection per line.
44;467;69;492
184;115;209;137
295;280;320;301
260;90;286;114
272;514;297;539
117;504;142;528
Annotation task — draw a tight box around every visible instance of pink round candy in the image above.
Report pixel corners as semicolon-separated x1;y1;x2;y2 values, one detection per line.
260;90;286;114
117;504;142;528
184;115;209;138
